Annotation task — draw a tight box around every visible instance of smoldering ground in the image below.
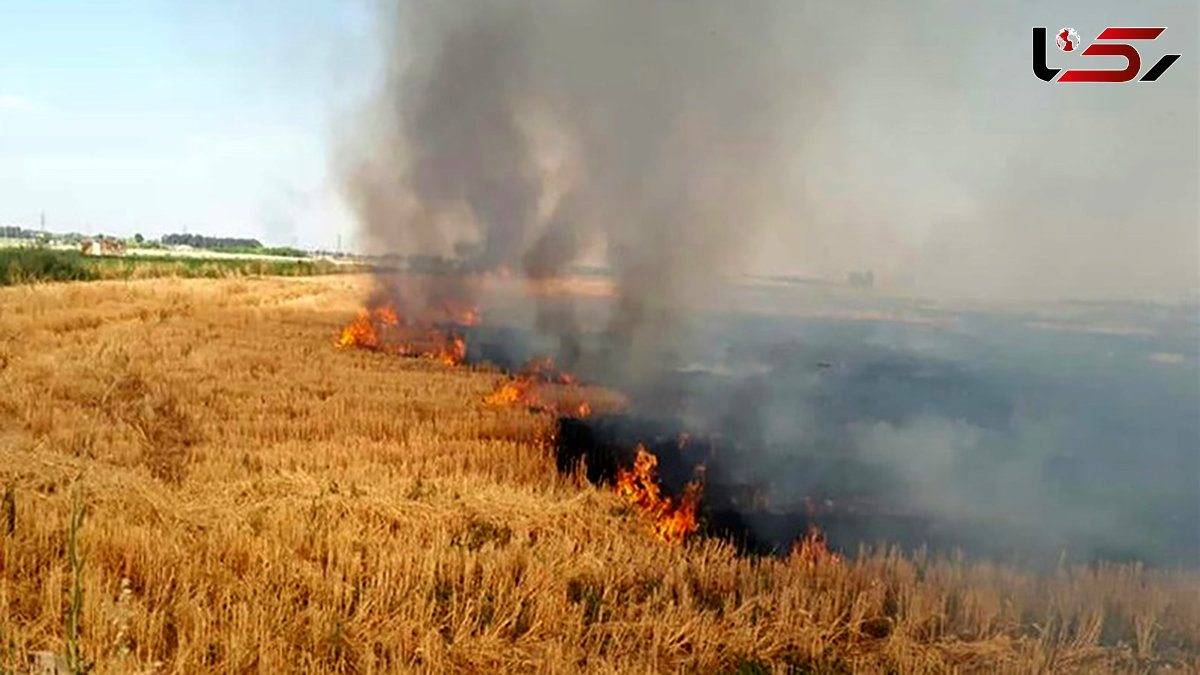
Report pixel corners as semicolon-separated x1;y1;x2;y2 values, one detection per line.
644;296;1199;566
333;0;1199;565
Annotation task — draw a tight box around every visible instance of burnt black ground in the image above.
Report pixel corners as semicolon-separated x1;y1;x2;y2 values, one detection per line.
471;289;1200;567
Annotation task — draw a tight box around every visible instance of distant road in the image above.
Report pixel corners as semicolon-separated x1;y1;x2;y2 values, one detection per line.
125;247;315;263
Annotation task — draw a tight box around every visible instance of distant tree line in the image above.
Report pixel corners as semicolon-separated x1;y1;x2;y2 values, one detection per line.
162;233;263;249
1;226;98;243
0;226;43;239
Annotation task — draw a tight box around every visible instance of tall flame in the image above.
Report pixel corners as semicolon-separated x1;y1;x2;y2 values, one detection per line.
615;444;702;544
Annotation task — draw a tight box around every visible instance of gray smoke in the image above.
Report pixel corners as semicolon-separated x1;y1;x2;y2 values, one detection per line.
337;0;1197;318
338;0;817;376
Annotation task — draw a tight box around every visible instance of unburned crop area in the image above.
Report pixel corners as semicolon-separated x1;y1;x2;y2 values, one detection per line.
0;248;354;287
0;276;1197;674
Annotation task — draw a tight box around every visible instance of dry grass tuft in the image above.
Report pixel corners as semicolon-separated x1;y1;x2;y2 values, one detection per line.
0;275;1196;674
102;373;198;485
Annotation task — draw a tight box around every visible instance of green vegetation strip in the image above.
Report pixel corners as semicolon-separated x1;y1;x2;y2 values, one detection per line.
0;248;359;286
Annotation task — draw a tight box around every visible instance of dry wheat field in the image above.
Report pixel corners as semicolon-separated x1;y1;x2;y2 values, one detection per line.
1;276;1198;674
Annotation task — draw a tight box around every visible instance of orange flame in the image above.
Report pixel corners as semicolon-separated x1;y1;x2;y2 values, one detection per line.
481;355;591;416
436;334;467;366
789;524;841;568
483;377;536;407
338;304;471;366
338;315;377;349
375;307;399;325
615;444;702;543
337;306;397;350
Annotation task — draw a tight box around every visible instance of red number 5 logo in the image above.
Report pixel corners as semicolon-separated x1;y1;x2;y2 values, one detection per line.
1033;27;1181;83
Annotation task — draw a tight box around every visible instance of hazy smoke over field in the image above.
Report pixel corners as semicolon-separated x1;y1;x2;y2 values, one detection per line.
339;0;1197;304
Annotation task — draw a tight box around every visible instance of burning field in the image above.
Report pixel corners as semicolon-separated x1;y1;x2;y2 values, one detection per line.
327;283;861;559
0;275;1198;673
327;274;1200;569
1;0;1196;670
334;294;708;547
324;0;1197;583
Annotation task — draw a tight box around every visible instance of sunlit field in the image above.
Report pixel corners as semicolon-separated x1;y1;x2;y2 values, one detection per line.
1;276;1197;674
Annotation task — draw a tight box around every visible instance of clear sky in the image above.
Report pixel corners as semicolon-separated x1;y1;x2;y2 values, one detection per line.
0;0;370;249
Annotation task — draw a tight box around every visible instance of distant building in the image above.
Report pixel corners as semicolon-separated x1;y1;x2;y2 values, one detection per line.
81;237;126;256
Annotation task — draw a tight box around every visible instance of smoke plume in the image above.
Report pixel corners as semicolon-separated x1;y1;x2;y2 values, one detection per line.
338;0;817;377
338;0;1197;312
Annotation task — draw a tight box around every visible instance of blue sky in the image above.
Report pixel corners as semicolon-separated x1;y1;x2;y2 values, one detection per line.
0;0;371;249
